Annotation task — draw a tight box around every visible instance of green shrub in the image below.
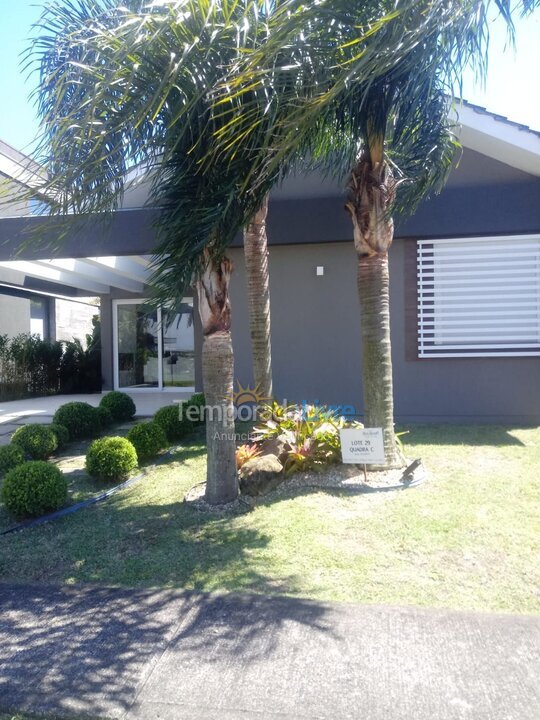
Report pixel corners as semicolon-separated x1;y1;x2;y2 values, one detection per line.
48;423;70;450
184;393;206;424
53;402;100;439
11;424;58;460
127;421;168;462
99;391;136;422
58;315;102;393
2;461;67;518
85;436;138;481
154;404;194;441
96;405;114;428
0;444;25;476
0;333;63;400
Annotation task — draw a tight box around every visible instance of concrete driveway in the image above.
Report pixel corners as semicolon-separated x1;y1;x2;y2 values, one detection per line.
0;392;190;445
0;583;538;720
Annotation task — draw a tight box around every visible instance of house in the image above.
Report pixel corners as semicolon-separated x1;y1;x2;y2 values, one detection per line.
0;101;539;422
0;140;97;343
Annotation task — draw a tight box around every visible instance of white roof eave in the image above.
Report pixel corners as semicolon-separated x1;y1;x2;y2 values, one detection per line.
456;103;540;178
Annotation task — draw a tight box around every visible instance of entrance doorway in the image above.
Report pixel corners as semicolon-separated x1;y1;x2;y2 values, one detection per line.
112;299;195;391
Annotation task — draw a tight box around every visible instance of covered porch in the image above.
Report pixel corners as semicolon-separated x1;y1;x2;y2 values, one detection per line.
0;249;201;397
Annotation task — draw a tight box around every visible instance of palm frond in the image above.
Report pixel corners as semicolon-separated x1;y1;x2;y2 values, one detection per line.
207;0;539;195
22;0;540;300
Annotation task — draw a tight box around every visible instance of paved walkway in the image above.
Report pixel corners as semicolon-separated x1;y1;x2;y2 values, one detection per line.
0;583;538;720
0;392;191;445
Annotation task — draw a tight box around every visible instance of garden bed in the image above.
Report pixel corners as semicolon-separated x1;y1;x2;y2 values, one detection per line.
0;391;207;533
0;422;139;534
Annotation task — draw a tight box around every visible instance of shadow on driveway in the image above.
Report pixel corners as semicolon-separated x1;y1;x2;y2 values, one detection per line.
0;582;335;719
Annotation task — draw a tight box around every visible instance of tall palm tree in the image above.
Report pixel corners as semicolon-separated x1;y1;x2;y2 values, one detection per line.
29;0;285;503
29;0;538;498
207;0;539;467
243;194;273;402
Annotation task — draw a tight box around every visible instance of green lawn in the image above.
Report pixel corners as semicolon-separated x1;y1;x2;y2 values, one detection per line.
1;425;539;613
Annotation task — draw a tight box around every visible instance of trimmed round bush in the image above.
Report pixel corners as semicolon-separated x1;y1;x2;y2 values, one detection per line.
0;444;25;476
85;436;138;481
153;404;194;441
96;405;114;428
127;421;168;462
11;424;58;460
2;461;67;518
48;423;70;450
53;402;100;439
184;393;206;425
99;391;136;422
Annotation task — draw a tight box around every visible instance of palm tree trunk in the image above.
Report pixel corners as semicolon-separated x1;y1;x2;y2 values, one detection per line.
346;152;403;468
196;253;238;504
244;194;273;400
357;252;401;466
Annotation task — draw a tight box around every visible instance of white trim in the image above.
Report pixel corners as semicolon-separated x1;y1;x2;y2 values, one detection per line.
0;253;152;295
419;352;540;358
35;258;145;294
417;233;540;246
157;306;164;390
0;141;46;190
112;299;119;391
86;256;151;284
456;104;540;177
0;259;110;295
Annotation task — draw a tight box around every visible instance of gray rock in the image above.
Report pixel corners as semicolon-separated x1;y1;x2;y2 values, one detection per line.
239;453;284;497
260;434;291;463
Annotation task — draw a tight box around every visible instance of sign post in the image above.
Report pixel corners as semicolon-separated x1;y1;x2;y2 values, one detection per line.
339;428;385;480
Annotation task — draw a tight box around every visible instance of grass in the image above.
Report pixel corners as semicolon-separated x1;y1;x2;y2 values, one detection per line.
0;425;539;614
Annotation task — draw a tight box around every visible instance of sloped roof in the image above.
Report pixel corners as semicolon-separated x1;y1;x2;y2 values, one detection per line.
460;99;540;138
0;140;45;190
456;100;540;177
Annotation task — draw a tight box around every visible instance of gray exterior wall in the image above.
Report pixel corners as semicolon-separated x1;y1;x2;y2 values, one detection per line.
2;149;540;261
32;146;537;422
229;241;540;424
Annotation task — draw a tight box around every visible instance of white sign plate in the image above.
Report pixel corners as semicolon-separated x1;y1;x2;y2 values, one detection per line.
339;428;385;464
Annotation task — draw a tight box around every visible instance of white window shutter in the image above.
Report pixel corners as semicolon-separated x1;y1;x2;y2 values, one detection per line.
417;235;540;357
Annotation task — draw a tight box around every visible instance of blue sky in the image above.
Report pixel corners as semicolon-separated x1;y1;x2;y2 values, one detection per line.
0;0;538;154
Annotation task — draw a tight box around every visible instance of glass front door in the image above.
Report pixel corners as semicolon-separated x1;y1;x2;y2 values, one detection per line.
113;299;194;390
162;303;195;388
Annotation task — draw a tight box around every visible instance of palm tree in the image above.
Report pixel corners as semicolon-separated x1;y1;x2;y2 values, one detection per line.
29;0;285;503
207;0;539;467
243;193;273;402
29;0;538;498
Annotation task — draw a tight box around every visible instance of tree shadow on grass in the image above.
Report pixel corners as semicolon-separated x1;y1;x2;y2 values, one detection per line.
0;481;304;594
1;470;326;718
